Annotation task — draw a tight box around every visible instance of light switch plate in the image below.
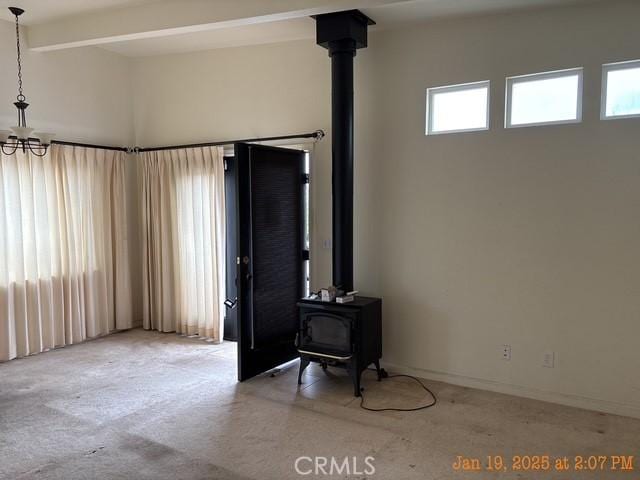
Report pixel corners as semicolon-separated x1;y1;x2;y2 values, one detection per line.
502;345;511;361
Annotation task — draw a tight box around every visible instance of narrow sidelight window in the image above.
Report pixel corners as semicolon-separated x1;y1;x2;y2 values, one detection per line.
505;68;583;128
426;80;490;135
602;59;640;120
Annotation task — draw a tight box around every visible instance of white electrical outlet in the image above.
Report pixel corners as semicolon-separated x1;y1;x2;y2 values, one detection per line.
543;351;555;368
322;239;332;249
502;345;511;361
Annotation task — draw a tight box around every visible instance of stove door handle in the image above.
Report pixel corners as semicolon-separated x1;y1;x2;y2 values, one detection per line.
297;349;352;362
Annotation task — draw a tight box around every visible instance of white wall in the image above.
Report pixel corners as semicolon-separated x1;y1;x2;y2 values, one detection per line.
0;20;133;146
28;0;639;417
361;0;640;417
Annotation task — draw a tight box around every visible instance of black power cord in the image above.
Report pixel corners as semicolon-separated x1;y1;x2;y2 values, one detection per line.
359;368;438;412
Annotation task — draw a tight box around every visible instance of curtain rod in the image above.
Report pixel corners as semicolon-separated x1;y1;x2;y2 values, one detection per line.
137;130;325;153
24;130;324;154
3;136;130;152
51;139;129;152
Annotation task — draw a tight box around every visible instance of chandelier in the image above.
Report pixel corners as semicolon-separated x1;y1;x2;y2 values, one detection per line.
0;7;54;157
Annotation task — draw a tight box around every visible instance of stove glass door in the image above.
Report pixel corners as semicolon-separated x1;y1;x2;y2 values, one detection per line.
303;313;352;354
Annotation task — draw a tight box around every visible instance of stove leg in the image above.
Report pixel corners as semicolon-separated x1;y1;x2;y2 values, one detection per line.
374;360;382;381
298;356;310;385
348;364;362;397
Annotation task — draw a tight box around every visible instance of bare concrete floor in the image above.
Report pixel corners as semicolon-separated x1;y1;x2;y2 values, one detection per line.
1;329;638;480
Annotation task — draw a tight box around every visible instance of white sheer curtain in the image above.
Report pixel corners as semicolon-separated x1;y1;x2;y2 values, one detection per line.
140;146;225;341
0;145;133;361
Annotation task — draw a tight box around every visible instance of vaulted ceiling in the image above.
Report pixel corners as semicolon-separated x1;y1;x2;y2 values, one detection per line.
0;0;602;57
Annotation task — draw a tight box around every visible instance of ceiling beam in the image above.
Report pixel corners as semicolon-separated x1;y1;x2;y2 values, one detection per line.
26;0;411;52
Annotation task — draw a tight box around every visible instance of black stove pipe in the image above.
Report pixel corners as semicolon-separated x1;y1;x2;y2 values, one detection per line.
315;10;374;293
329;39;356;292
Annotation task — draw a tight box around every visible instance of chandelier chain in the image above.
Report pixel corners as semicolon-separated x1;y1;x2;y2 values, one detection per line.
15;11;24;102
2;7;54;156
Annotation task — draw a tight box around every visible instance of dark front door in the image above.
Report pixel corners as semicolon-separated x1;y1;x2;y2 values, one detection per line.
235;143;305;381
223;156;238;341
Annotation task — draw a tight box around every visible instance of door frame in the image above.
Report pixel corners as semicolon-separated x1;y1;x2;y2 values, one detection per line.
223;155;238;341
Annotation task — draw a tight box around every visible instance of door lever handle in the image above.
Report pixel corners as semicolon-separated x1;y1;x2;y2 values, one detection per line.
242;256;252;282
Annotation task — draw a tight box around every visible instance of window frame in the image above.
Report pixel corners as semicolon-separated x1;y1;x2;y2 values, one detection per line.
505;67;584;129
601;59;640;121
425;80;491;136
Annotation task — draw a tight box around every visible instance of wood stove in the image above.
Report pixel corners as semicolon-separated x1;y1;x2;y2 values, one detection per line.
296;10;382;397
297;297;382;396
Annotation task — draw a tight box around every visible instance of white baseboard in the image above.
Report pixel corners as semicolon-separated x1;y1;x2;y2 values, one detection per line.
381;361;640;420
